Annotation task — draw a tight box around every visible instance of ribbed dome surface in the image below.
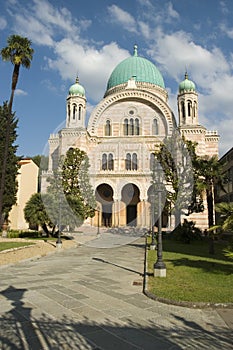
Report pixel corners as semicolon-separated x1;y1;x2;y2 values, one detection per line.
179;72;196;93
106;46;165;91
69;77;85;96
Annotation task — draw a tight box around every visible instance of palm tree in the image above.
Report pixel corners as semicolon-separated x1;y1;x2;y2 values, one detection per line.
1;34;34;112
215;202;233;232
213;202;233;259
0;35;34;226
196;155;225;253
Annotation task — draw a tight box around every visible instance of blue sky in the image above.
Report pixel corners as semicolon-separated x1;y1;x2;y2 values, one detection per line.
0;0;233;157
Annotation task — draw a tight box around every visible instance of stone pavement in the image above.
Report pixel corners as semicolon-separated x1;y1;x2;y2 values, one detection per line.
0;228;232;349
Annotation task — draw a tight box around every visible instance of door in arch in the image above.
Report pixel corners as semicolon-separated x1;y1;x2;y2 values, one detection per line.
122;183;140;227
95;184;114;227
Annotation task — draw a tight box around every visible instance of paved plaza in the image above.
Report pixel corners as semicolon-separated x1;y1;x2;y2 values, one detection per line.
0;229;232;349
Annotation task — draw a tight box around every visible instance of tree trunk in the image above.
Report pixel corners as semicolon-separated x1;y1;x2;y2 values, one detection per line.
0;64;20;225
0;113;11;226
206;187;215;254
8;64;20;113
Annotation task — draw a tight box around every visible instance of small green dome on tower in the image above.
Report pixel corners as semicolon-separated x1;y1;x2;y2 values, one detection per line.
106;45;165;92
179;72;196;93
69;76;85;96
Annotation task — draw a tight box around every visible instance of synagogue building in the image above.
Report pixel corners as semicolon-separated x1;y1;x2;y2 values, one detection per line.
41;45;219;230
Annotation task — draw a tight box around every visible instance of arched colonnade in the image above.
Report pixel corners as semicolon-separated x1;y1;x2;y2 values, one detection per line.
92;182;170;229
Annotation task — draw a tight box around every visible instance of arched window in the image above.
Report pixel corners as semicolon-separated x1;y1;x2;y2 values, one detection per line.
68;104;70;123
108;153;114;170
125;153;138;170
187;100;192;117
150;153;155;171
152;119;158;135
132;153;137;170
105;120;111;136
124;118;128;135
126;153;131;170
102;153;114;170
73;104;77;120
135;118;140;135
193;101;197;118
181;101;185;120
102;154;107;170
78;105;82;120
129;118;134;135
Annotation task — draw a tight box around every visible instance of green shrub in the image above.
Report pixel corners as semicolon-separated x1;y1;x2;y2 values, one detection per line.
172;219;202;243
18;231;39;238
6;230;20;238
6;230;40;238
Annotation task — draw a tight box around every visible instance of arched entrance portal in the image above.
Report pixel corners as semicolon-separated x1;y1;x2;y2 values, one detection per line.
121;184;140;226
96;184;114;227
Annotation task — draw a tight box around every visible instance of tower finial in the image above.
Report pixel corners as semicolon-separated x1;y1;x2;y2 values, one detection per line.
185;66;188;79
133;44;138;56
76;75;79;84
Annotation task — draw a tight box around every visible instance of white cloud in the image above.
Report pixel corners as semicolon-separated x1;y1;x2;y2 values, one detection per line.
138;21;150;39
220;1;229;15
107;5;138;33
7;0;89;47
0;16;7;29
15;89;27;96
167;2;179;20
148;30;229;83
4;0;232;155
46;40;129;101
136;0;153;8
32;0;79;36
14;13;54;46
220;22;233;39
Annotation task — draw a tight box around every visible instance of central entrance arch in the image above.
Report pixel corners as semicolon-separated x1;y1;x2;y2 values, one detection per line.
96;184;114;227
121;184;140;226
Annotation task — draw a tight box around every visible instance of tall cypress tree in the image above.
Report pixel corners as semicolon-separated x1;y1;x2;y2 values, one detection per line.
0;102;20;224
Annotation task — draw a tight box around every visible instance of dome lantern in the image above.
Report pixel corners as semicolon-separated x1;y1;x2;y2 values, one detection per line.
179;72;196;93
68;76;85;97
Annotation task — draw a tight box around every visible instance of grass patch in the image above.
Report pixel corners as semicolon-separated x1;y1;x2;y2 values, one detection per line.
147;238;233;303
0;242;35;252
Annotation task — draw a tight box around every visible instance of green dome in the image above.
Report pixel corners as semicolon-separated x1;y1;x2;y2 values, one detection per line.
106;45;165;91
69;77;85;96
179;72;196;93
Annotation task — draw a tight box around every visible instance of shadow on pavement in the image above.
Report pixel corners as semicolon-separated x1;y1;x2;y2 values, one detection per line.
1;285;233;349
92;257;143;276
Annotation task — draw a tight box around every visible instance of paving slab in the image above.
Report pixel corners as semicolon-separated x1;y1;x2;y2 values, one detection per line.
0;232;232;349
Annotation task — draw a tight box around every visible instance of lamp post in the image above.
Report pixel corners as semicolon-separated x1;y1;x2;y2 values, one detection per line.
56;191;62;248
150;191;156;250
154;163;166;277
97;208;100;235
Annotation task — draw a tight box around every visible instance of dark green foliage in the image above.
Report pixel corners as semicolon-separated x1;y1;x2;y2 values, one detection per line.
31;155;48;170
6;230;39;238
61;147;96;219
0;102;20;222
196;155;225;229
30;154;48;192
0;35;33;226
172;219;202;243
24;193;52;234
25;148;96;233
155;133;201;227
42;192;85;230
1;34;34;112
